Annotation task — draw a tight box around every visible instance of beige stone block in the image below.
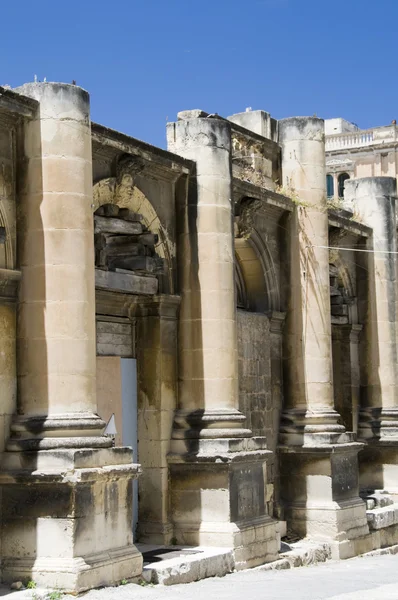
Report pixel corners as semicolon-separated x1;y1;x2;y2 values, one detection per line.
138;439;170;469
138;408;174;442
20;228;94;268
139;467;169;523
19;301;93;342
200;488;231;522
180;348;237;380
179;376;237;411
22;155;91;196
20;268;94;306
25;118;91;160
18;373;96;415
19;191;93;233
18;338;95;376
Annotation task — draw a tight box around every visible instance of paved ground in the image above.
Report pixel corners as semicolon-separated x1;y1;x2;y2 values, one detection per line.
3;554;398;600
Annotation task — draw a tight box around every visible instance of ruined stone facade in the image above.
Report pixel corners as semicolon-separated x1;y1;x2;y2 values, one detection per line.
1;84;398;591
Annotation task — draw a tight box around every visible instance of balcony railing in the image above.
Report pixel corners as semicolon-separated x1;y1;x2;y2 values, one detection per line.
326;125;397;152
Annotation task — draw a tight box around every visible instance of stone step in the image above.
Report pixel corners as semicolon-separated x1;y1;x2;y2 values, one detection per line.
366;503;398;530
363;493;395;510
254;540;332;571
139;545;234;585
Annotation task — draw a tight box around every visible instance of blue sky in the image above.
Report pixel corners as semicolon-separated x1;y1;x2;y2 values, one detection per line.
1;0;396;148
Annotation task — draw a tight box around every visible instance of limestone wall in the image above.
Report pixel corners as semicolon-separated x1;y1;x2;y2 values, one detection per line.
237;310;276;513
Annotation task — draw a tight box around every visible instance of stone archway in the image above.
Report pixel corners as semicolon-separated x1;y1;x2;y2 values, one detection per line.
93;156;174;294
235;228;280;313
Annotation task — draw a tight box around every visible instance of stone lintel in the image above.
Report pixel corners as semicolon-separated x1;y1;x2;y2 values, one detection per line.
95;268;158;295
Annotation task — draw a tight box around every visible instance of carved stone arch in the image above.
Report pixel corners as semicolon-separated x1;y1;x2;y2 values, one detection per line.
93;175;174;294
235;227;280;312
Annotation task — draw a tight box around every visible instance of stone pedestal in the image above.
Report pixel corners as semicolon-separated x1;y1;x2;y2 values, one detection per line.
0;82;142;592
166;112;278;568
278;117;368;549
344;177;398;494
0;449;141;590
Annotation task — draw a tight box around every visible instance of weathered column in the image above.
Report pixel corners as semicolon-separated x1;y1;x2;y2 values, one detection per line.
344;177;398;493
278;118;368;555
0;82;142;591
166;112;279;569
279;117;343;437
167;113;244;435
14;82;100;435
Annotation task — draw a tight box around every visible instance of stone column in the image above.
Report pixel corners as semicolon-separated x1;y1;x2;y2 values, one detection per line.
167;113;247;438
0;82;142;592
278;118;368;555
13;81;102;442
166;113;279;569
279;117;343;439
344;177;398;493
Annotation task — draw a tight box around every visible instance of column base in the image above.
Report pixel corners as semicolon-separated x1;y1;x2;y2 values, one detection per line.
1;546;142;592
279;408;350;446
0;447;143;592
280;444;369;542
168;438;279;569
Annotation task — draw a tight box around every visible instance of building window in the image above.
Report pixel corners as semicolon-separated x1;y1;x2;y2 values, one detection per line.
326;174;334;198
338;173;350;198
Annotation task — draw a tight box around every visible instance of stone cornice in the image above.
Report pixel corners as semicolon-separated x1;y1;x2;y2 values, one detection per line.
91;122;193;182
328;209;371;238
0;86;38;123
233;178;294;213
